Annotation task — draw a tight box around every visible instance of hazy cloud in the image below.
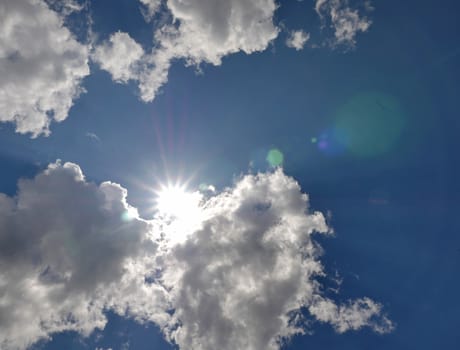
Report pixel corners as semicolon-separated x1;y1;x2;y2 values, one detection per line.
0;0;89;136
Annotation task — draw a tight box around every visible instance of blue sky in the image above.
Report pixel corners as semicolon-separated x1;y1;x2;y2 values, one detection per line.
0;0;459;349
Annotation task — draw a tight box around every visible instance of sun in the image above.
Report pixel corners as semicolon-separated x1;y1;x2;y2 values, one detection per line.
156;185;200;217
155;184;204;243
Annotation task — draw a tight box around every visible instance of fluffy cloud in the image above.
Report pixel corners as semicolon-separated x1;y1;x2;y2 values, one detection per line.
95;0;279;102
286;30;310;50
0;0;89;137
93;32;145;83
0;161;169;350
0;163;392;350
315;0;372;48
159;170;392;349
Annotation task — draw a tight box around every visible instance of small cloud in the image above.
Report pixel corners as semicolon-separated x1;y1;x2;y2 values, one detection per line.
309;297;394;334
85;132;100;142
45;0;84;16
286;30;310;50
364;0;375;12
138;0;161;21
315;0;372;48
92;31;145;84
199;183;216;193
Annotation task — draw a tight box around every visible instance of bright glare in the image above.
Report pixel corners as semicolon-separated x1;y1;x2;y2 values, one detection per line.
156;184;203;244
157;185;199;218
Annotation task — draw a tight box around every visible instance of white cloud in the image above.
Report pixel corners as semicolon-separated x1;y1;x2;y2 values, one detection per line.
0;161;169;350
93;1;374;101
286;30;310;50
93;32;145;83
315;0;372;48
0;0;89;137
309;297;394;334
0;164;392;350
159;170;330;349
95;0;279;102
138;0;162;21
85;131;100;142
45;0;84;16
158;170;392;349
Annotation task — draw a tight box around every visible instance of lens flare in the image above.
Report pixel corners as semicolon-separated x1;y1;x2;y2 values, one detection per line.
334;92;405;157
120;206;138;222
315;129;346;156
266;148;284;167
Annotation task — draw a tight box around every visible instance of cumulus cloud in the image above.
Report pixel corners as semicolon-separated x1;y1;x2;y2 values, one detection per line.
93;32;145;83
158;170;392;349
286;30;310;50
0;161;169;350
95;0;279;102
0;163;392;350
0;0;89;137
315;0;372;48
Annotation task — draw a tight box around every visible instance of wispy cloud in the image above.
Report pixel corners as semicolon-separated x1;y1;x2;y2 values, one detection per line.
138;0;162;21
85;131;100;142
315;0;372;48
